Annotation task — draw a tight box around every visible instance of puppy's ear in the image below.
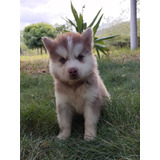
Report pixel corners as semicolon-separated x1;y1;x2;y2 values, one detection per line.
82;28;93;50
41;37;54;53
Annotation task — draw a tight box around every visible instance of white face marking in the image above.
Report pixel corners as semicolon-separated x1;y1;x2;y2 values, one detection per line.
72;43;83;57
49;33;97;83
67;36;73;53
50;53;96;83
56;46;68;58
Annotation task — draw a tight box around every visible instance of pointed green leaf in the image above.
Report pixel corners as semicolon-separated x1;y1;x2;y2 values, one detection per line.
93;14;103;36
96;45;108;56
71;2;79;21
94;43;107;50
94;43;108;56
83;23;87;30
94;37;104;44
95;35;117;42
75;26;78;32
71;2;81;33
94;36;98;41
95;47;101;59
79;13;83;33
88;8;102;28
66;18;76;28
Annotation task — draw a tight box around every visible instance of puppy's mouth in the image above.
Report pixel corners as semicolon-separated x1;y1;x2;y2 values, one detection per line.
68;68;80;80
69;75;79;80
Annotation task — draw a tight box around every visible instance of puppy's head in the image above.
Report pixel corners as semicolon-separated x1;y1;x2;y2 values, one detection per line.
42;28;97;84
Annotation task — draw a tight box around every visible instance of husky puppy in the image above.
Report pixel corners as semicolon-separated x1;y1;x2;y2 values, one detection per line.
42;28;110;140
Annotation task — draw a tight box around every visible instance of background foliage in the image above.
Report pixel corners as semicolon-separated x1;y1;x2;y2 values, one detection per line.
23;23;56;54
97;19;140;49
65;2;116;58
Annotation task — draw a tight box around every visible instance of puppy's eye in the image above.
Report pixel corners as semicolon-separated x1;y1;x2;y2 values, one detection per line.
77;55;84;61
59;58;66;64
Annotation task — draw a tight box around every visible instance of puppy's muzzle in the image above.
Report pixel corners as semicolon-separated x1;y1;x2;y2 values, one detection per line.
68;68;78;79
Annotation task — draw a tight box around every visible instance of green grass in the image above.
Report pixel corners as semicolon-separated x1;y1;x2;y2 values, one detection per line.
20;49;140;160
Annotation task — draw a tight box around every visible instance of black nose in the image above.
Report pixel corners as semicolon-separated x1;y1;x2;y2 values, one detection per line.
68;68;78;76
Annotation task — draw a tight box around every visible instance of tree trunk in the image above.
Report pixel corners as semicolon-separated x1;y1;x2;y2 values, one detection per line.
37;48;39;54
44;47;47;54
40;47;42;55
130;0;137;50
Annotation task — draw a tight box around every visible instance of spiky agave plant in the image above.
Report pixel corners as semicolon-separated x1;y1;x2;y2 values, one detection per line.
65;2;116;58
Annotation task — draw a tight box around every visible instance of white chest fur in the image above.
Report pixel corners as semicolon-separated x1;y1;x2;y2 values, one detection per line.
55;83;98;114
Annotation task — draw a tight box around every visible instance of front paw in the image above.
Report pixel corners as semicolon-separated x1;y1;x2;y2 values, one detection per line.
84;134;96;141
57;131;70;140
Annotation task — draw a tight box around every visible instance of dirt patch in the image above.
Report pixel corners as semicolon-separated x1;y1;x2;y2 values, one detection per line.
20;60;49;74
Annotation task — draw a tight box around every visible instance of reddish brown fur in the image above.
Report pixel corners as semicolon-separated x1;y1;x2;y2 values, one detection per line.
42;28;110;140
48;32;92;60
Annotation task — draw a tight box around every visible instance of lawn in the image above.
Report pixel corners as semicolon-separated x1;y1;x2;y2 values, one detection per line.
20;49;140;160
